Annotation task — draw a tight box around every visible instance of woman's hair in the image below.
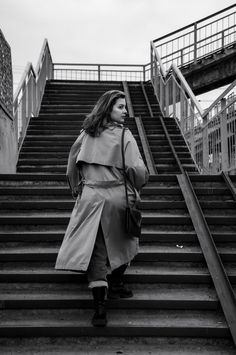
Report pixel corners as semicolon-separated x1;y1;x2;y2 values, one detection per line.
83;90;126;137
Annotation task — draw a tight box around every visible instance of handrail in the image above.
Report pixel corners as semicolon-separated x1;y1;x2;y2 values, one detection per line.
122;81;156;175
203;78;236;120
140;82;153;118
153;5;236;70
221;171;236;201
153;4;236;43
13;62;35;104
171;63;204;117
150;41;166;77
159;115;185;175
13;39;53;151
54;62;150;82
150;34;236;174
178;171;236;345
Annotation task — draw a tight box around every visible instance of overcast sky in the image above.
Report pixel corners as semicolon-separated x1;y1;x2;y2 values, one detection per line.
1;0;235;104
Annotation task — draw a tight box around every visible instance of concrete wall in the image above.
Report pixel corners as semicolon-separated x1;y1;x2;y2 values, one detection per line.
0;107;17;173
0;30;17;173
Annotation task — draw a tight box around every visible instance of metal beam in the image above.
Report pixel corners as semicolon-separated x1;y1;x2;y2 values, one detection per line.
178;172;236;345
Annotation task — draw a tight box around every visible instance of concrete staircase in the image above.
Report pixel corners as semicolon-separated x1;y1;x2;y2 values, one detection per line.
0;80;235;354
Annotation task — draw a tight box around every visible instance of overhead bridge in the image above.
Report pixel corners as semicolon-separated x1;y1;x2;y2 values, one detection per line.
152;4;236;95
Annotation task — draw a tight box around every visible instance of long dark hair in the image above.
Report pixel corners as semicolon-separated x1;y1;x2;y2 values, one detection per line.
83;90;126;137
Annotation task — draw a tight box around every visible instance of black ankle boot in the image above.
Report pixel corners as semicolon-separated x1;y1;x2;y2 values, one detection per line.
91;286;107;327
108;264;133;299
108;281;133;299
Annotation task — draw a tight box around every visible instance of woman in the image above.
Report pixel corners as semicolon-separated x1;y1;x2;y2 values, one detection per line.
55;90;149;327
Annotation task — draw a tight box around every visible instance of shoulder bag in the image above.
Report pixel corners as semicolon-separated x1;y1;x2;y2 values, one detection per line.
121;127;142;238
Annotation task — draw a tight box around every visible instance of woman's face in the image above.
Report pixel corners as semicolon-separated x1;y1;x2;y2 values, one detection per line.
110;98;127;124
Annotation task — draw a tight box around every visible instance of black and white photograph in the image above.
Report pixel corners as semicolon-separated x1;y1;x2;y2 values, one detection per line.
0;0;236;354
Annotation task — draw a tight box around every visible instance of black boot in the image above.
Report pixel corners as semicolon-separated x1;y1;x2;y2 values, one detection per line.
108;264;133;299
91;286;107;327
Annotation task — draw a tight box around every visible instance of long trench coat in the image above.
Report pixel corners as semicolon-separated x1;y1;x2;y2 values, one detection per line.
55;124;149;272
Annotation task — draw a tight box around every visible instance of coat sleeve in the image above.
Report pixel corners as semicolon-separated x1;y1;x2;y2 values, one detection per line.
124;129;149;191
66;131;85;198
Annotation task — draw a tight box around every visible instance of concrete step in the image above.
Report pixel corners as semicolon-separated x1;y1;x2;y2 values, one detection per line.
0;336;235;354
0;308;229;338
0;212;194;225
0;283;222;310
0;230;235;243
0;262;215;283
0;243;235;262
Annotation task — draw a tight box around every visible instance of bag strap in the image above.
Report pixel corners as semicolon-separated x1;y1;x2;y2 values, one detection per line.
121;127;129;208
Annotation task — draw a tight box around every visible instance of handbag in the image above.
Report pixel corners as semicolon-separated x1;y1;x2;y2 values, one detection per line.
121;128;142;238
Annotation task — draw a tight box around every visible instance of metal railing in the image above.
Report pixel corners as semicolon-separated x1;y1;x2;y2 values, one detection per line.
13;39;53;150
150;38;236;174
53;62;151;82
194;85;236;174
152;4;236;71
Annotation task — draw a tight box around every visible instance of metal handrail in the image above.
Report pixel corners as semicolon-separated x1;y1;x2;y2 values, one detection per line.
171;63;204;116
153;4;236;43
153;4;236;70
178;171;236;345
13;39;53;151
203;78;236;120
53;62;150;82
150;36;236;174
122;81;156;175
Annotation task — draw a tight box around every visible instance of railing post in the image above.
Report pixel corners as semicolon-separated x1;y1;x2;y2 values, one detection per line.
202;115;209;172
190;101;195;157
220;98;228;171
180;83;185;132
194;22;197;64
165;81;169;116
98;65;101;81
143;65;146;82
172;78;176;119
221;30;225;50
180;49;184;67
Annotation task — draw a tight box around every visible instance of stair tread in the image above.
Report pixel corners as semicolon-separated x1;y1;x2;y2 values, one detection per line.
0;309;228;328
0;282;219;297
0;262;211;274
1;244;235;255
0;337;234;355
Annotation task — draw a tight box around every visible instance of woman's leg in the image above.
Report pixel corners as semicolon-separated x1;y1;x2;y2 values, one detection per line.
108;263;133;299
87;223;108;326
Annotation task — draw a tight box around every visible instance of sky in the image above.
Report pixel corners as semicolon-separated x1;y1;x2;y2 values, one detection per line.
1;0;235;105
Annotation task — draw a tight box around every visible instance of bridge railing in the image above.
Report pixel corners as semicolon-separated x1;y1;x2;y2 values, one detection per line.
194;83;236;174
152;4;236;71
13;39;53;151
150;40;236;174
53;62;151;82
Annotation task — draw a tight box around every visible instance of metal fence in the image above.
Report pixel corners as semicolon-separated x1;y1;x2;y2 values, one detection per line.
194;89;236;174
150;37;236;174
152;4;236;71
13;40;53;150
53;63;150;82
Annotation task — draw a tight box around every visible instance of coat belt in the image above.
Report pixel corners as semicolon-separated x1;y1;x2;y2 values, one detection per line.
83;179;124;188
